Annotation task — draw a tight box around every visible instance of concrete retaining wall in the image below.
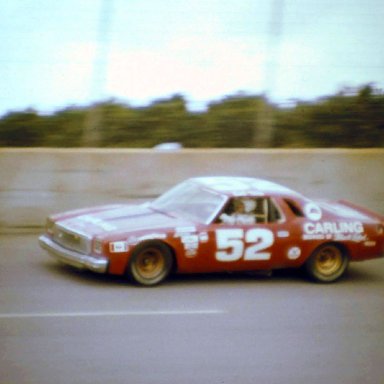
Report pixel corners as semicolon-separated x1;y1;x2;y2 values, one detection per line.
1;148;383;230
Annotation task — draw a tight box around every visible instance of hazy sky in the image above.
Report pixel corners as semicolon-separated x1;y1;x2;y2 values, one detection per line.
1;0;383;114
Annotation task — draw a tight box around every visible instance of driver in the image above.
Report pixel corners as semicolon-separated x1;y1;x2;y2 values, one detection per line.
220;198;256;225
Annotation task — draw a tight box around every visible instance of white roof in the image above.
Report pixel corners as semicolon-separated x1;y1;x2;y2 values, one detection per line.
191;176;300;197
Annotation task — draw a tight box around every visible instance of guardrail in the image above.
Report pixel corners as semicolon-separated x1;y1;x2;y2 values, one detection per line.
1;148;383;231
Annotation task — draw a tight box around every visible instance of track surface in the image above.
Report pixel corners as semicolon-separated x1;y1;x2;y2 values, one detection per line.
1;234;384;384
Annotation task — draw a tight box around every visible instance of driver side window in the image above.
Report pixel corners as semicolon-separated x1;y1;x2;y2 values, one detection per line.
217;197;281;225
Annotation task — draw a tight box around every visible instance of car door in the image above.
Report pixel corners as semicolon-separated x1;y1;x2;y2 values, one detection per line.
206;196;292;272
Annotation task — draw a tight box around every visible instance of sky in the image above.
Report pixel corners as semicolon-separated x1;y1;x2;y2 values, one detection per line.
1;0;383;115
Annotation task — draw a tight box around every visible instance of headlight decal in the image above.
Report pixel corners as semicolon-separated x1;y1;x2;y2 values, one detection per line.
93;239;103;254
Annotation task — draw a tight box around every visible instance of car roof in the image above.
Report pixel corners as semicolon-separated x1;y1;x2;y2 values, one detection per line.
189;177;301;198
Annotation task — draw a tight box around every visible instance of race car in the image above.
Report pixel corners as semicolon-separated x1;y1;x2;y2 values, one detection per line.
39;177;384;286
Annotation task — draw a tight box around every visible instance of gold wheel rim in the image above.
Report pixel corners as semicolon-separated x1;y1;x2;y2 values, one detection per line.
315;246;343;276
135;248;165;279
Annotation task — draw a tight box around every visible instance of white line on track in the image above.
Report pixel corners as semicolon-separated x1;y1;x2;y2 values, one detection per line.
0;309;226;319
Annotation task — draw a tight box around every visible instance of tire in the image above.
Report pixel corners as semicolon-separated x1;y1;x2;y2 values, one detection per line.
128;241;173;286
305;244;349;283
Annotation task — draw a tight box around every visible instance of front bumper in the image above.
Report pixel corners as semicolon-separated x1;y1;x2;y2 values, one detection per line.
39;235;108;273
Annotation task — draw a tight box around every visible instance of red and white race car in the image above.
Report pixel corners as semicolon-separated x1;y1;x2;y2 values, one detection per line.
39;177;384;286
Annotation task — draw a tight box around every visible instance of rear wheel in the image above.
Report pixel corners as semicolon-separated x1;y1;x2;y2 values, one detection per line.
128;241;173;286
305;244;349;283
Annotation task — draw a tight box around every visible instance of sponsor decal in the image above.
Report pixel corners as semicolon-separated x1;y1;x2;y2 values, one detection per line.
277;230;290;238
181;235;199;245
199;232;209;242
287;247;301;260
174;227;200;256
303;221;365;241
304;203;322;221
333;233;367;242
181;234;199;257
215;228;274;262
109;241;129;253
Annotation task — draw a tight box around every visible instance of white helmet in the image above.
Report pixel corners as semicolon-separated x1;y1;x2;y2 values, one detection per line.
242;199;256;213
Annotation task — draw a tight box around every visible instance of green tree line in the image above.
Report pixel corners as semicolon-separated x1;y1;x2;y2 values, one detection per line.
0;85;383;148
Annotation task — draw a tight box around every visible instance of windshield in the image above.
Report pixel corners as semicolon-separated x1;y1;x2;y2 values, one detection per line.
151;181;227;224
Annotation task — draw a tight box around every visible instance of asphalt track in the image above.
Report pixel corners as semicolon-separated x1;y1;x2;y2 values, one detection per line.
1;234;384;384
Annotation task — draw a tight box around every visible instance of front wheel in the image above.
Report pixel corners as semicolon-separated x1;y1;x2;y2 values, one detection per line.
127;241;173;286
305;244;349;283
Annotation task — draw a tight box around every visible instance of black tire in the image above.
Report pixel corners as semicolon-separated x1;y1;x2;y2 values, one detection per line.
305;244;349;283
128;241;173;286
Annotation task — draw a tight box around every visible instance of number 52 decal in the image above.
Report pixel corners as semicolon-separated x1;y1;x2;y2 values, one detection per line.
215;228;274;262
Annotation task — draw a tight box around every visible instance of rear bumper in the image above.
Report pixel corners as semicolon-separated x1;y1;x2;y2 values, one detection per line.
39;235;108;273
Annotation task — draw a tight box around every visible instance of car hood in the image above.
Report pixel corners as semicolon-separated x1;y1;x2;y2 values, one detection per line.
55;203;195;237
